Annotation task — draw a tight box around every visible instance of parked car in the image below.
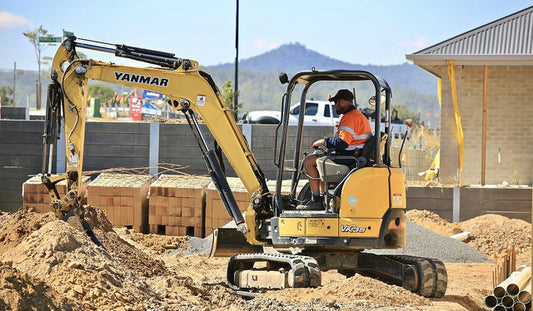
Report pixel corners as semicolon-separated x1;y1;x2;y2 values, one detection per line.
240;101;408;138
288;101;340;126
241;101;339;126
240;110;281;124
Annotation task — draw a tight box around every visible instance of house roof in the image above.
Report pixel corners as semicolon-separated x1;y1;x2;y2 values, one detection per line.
406;6;533;66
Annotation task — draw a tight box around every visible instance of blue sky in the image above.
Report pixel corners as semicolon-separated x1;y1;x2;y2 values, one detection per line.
0;0;531;70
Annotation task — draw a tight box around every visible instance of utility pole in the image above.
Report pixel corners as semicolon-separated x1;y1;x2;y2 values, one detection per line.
37;48;41;110
233;0;239;119
13;62;16;107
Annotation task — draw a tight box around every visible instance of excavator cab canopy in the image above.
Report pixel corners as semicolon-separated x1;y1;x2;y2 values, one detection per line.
273;69;393;214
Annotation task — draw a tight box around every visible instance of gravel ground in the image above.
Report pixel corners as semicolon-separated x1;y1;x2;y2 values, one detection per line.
176;220;491;263
367;220;491;263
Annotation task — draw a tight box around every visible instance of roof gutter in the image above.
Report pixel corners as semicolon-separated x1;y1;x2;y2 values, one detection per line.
405;54;533;66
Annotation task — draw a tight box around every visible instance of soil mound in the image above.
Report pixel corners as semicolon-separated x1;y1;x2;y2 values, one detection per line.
460;214;531;259
261;272;431;308
0;261;74;310
0;207;528;310
0;208;240;310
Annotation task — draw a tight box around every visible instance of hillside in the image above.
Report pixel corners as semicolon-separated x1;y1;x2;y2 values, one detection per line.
0;43;439;124
208;42;436;94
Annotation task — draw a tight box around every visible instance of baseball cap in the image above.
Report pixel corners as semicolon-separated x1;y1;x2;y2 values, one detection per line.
328;89;354;102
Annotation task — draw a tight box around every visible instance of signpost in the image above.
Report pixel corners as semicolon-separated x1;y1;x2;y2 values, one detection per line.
63;30;74;38
34;32;73;110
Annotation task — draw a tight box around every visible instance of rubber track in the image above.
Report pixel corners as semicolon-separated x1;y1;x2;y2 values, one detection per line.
386;255;447;298
427;258;447;298
227;253;321;292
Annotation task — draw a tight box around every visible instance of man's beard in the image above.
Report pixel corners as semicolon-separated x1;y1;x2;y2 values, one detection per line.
336;106;348;115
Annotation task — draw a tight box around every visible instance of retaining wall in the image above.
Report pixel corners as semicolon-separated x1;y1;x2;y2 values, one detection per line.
407;186;532;222
1;120;530;222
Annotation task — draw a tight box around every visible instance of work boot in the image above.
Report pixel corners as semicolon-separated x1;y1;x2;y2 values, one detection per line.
299;194;324;211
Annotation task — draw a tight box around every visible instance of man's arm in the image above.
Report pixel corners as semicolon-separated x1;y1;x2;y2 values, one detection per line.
324;137;349;151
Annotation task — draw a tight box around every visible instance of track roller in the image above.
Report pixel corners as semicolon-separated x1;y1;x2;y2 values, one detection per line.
227;253;321;295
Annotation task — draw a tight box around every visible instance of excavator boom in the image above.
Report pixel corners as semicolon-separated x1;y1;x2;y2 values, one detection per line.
42;37;269;236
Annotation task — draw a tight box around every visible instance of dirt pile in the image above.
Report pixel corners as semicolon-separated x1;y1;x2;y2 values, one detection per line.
117;228;189;254
0;207;530;310
261;272;431;308
0;208;242;310
405;209;461;236
0;262;71;310
459;214;531;260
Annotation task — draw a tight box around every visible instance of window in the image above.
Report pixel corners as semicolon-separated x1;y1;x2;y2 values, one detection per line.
304;103;318;116
324;104;339;118
291;102;319;116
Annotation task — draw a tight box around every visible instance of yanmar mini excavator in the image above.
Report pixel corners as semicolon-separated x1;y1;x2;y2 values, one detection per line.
41;37;447;298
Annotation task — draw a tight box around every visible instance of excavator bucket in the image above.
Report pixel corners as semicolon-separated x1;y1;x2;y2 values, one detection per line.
209;228;263;257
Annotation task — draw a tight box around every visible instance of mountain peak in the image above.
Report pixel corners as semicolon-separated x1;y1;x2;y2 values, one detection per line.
209;41;351;73
206;42;435;94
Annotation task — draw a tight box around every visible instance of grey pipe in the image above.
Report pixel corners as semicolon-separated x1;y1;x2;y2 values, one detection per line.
485;295;499;308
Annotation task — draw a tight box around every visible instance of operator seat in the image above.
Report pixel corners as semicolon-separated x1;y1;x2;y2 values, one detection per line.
316;133;387;198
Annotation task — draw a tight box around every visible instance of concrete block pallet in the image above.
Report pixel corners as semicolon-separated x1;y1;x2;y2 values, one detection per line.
149;175;211;237
87;173;152;233
23;174;91;213
205;177;250;236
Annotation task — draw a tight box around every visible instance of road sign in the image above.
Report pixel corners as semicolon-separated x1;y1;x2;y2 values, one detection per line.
63;30;74;38
38;36;62;43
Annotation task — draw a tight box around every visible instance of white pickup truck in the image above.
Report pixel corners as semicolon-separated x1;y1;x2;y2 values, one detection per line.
240;101;408;137
241;101;338;126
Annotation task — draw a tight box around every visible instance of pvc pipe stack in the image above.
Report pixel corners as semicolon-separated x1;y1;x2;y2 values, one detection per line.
485;265;531;311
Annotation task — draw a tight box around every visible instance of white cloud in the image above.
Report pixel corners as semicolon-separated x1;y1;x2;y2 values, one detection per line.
0;11;34;30
251;38;279;52
398;36;429;50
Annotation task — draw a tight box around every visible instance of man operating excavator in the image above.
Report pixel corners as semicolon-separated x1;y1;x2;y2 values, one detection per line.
303;89;372;209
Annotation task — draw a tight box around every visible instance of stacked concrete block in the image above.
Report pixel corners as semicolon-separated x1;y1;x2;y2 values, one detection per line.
205;177;251;236
23;174;91;213
87;173;152;233
148;175;211;237
204;178;308;236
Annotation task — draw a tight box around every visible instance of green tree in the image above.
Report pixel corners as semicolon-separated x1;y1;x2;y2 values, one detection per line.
0;86;14;107
23;25;50;110
221;79;243;117
88;83;115;104
41;56;53;78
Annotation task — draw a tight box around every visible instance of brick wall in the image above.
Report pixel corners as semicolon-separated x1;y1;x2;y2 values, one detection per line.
434;65;533;185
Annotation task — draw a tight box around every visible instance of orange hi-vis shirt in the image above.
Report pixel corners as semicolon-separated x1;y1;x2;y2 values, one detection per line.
337;108;372;150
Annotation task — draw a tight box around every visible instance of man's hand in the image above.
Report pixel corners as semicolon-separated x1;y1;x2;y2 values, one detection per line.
311;138;325;149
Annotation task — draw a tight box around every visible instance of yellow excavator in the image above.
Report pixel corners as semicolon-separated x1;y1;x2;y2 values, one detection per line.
41;37;447;298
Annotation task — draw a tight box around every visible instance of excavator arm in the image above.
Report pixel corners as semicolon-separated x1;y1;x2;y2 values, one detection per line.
42;37;269;239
